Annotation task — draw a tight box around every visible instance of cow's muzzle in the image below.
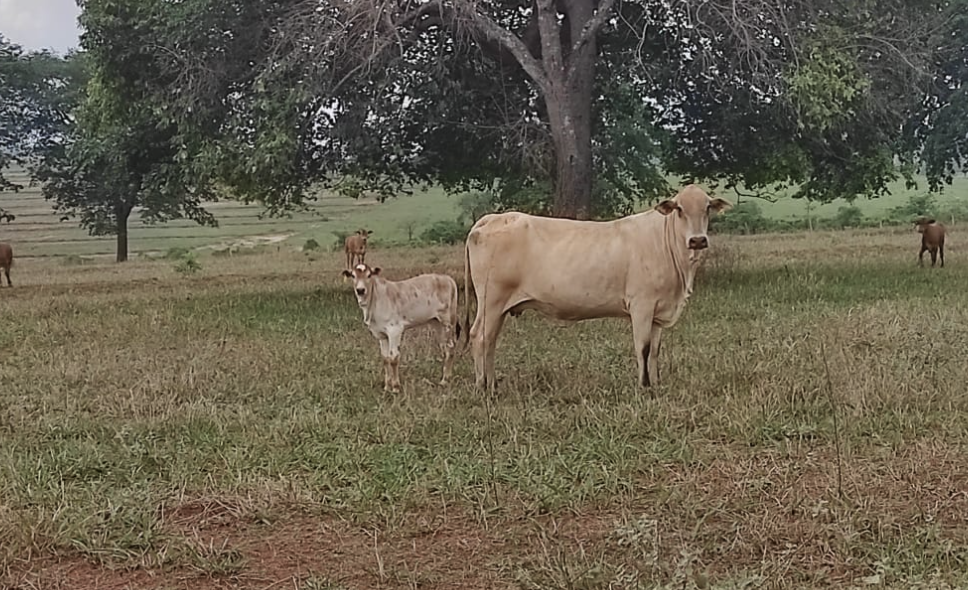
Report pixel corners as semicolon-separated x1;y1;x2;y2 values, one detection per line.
688;236;709;250
356;288;366;296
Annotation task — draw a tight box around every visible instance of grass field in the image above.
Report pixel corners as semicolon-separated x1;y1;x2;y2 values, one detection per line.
2;225;967;589
3;164;968;260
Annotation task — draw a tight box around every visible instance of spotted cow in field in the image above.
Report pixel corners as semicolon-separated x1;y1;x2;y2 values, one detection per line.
343;264;461;392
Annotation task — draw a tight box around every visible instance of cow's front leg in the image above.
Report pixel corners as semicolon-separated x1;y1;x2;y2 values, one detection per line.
630;305;657;388
386;326;404;393
378;335;392;391
648;324;663;386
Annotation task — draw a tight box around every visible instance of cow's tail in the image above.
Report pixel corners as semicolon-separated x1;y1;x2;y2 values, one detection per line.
460;238;474;353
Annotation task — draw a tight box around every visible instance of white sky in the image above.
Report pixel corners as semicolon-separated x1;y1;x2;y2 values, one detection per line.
0;0;81;54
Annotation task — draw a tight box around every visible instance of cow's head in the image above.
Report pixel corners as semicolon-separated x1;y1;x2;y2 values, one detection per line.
654;186;732;252
341;263;381;304
357;229;373;243
914;218;936;233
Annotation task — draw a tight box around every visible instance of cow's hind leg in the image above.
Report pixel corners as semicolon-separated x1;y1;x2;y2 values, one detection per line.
648;324;663;386
470;303;507;392
631;306;657;388
919;245;926;267
931;248;938;267
2;267;8;287
941;243;945;268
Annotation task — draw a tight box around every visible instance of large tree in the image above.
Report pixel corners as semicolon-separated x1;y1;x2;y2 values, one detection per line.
0;35;83;219
95;0;960;220
38;2;219;262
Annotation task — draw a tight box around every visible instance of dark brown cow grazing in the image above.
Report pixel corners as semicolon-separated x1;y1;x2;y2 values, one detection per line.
344;229;372;270
915;218;946;268
0;243;12;287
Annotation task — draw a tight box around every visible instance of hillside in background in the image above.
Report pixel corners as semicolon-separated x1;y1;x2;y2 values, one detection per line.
2;164;967;259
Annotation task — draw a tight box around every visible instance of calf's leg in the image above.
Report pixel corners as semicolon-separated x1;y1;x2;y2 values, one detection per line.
435;319;456;386
386;327;404;393
940;244;945;268
378;336;392;391
930;248;938;267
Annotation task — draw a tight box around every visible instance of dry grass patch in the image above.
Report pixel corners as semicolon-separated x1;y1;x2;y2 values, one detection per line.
2;228;968;588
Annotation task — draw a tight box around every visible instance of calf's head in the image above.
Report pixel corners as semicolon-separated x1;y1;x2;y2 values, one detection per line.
914;218;936;234
341;263;382;304
654;186;732;252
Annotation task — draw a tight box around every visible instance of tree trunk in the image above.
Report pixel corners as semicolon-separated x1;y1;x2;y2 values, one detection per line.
545;0;597;220
116;203;131;262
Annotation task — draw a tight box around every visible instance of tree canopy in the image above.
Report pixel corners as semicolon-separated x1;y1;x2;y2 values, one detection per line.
35;3;220;261
0;35;83;220
69;0;968;221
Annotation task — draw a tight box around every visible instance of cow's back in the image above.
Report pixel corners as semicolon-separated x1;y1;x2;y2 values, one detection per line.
372;273;457;328
466;211;673;320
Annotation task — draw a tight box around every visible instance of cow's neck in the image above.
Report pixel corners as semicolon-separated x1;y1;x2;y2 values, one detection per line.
359;279;386;326
663;214;696;299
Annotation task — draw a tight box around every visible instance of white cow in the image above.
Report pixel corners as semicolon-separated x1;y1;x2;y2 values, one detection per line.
342;264;461;392
461;184;732;390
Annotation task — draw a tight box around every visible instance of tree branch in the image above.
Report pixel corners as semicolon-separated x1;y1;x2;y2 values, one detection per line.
571;0;616;56
536;0;564;87
451;1;550;92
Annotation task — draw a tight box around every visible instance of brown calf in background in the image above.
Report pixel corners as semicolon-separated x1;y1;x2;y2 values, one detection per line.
915;218;946;268
344;229;372;270
0;243;12;287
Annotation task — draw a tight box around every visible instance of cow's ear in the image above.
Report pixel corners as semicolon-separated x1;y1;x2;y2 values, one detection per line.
370;267;382;276
709;197;733;214
341;270;353;279
366;230;373;236
655;199;679;215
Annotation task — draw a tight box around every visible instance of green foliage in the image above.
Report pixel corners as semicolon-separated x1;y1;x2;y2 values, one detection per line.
303;238;320;252
786;33;871;133
164;246;191;261
710;202;774;235
0;35;83;221
420;221;468;246
887;194;938;223
34;1;219;262
173;251;202;275
833;205;865;228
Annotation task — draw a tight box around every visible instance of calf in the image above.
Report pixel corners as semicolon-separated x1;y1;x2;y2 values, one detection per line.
0;243;12;287
342;264;460;392
344;229;372;270
915;218;945;268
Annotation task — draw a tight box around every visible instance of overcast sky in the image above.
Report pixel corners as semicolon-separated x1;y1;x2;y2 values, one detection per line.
0;0;81;54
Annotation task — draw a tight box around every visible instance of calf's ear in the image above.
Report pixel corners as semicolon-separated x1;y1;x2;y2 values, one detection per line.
370;267;382;276
341;270;353;279
709;197;733;214
655;199;679;215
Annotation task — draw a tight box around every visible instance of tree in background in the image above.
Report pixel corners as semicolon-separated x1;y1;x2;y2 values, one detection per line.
0;35;82;220
37;4;219;262
103;0;964;221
